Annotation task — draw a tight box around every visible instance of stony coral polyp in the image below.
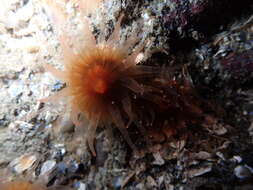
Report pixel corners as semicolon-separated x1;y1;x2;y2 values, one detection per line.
66;39;150;155
42;1;205;156
42;9;154;155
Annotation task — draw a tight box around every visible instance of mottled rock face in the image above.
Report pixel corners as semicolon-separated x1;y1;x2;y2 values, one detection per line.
221;50;253;80
163;0;208;29
0;0;253;189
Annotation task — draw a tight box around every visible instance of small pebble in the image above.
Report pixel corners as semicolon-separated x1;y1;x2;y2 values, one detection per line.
52;81;65;92
234;165;253;179
40;160;56;176
152;152;165;166
10;153;37;174
146;176;157;187
74;181;87;190
188;165;212;178
112;176;122;190
57;162;68;174
8;82;23;98
77;182;87;190
68;161;79;173
232;155;243;163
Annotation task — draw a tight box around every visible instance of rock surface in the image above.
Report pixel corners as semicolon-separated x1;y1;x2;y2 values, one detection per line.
0;0;252;189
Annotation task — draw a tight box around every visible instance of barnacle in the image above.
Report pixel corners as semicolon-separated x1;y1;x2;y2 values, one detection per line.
41;0;205;156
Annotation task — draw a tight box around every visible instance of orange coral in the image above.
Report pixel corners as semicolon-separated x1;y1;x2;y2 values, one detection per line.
41;12;148;155
0;181;45;190
41;0;205;156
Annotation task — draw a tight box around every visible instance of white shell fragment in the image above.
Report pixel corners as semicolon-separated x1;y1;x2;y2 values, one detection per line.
40;160;56;176
152;152;165;166
234;165;253;179
187;165;212;178
10;153;37;174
